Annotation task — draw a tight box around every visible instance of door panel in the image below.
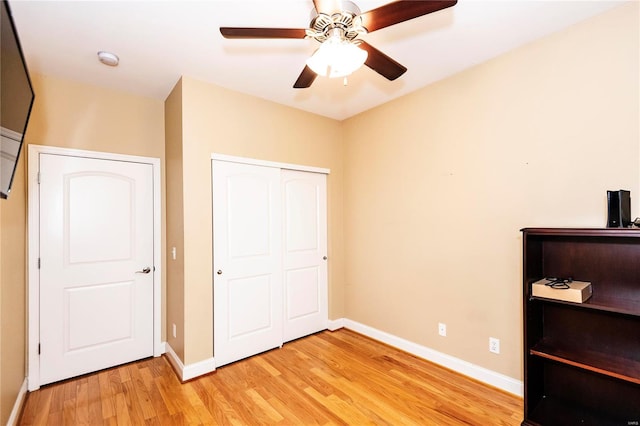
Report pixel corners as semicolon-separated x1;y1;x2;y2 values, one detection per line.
39;154;154;385
67;173;133;263
282;170;328;342
228;274;274;338
66;281;134;350
285;267;320;320
227;173;273;258
213;160;282;367
284;179;319;251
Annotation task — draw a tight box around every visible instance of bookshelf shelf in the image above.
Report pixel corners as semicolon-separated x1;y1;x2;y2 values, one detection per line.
521;228;640;425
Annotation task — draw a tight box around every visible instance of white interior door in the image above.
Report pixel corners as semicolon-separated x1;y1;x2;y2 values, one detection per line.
39;153;154;385
282;170;328;342
213;160;282;367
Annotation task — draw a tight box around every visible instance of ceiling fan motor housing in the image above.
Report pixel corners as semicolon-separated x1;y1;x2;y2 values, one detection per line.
308;1;366;42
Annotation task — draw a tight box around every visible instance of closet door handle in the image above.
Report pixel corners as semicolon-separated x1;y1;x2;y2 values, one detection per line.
136;267;151;274
217;270;223;275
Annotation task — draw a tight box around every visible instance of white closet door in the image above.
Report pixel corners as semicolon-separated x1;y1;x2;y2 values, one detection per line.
212;160;283;367
282;170;328;342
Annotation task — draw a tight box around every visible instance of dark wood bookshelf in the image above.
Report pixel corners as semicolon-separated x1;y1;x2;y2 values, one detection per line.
530;340;640;384
527;396;624;426
521;228;640;426
530;294;640;317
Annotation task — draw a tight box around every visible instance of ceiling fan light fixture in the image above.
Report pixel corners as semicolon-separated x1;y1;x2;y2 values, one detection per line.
306;35;367;79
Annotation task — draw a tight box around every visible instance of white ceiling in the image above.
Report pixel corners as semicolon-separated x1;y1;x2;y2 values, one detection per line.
8;0;627;120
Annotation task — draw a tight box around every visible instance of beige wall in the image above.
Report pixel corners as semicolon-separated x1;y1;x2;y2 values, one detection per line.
0;192;2;422
0;154;26;425
166;77;344;365
342;3;639;380
0;73;165;423
27;74;165;159
0;186;2;422
165;79;186;361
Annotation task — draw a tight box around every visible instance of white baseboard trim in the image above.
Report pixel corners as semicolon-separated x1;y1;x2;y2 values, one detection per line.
340;318;523;397
327;318;345;331
164;343;215;382
7;378;28;426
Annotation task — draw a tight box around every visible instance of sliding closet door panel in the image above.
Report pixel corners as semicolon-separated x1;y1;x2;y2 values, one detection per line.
282;170;328;342
213;160;282;367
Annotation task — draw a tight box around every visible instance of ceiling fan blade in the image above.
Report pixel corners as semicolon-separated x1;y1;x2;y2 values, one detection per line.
358;41;407;81
312;0;343;15
360;0;457;33
220;27;307;39
293;65;318;89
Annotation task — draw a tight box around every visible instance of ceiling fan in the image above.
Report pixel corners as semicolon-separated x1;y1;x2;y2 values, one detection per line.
220;0;457;89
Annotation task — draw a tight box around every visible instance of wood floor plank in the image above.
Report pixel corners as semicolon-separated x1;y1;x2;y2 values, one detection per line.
26;386;53;426
263;346;339;398
144;368;171;421
304;386;374;426
107;369;123;399
126;363;157;421
114;392;132;425
310;367;418;426
97;371;116;420
262;394;310;425
102;416;118;426
74;380;89;425
191;377;245;425
298;337;446;423
19;329;523;425
212;366;278;425
181;382;216;425
244;388;284;423
47;383;64;417
44;410;62;426
121;374;147;424
251;356;281;377
157;371;205;425
246;368;339;425
62;398;75;425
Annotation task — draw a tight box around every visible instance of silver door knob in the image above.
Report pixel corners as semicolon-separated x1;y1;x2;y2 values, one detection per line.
217;270;223;275
136;267;151;274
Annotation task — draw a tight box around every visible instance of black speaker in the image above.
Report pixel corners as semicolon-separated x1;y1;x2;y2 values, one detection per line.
607;190;631;228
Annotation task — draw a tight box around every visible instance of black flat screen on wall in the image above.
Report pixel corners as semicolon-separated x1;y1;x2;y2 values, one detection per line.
1;0;35;199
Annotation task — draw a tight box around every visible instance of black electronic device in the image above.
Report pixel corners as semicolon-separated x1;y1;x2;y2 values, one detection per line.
1;0;35;199
606;189;631;228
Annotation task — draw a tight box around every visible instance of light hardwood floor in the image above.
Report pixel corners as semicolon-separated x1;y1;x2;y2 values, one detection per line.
19;329;523;425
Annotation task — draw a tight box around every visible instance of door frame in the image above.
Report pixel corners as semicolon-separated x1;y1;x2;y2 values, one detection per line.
27;144;162;391
211;153;330;175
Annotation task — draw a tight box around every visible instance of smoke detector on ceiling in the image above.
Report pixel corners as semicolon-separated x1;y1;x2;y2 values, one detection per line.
97;51;119;67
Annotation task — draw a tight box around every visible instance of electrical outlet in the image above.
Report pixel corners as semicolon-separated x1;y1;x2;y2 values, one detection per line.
438;323;447;337
172;323;177;338
489;337;500;354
